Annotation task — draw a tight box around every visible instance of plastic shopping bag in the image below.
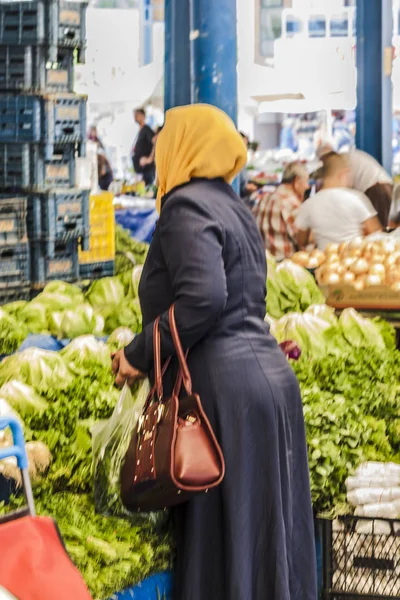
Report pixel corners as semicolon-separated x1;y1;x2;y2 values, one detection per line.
92;380;169;528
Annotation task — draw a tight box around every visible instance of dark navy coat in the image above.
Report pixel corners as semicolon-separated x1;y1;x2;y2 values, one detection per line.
125;178;317;600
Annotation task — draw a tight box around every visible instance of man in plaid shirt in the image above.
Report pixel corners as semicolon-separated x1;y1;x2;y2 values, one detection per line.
253;162;310;260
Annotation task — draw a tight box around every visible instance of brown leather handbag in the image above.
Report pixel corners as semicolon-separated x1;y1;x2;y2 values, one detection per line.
120;305;225;512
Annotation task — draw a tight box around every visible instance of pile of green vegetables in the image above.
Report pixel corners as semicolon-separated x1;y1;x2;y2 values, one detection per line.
0;333;172;599
115;225;149;275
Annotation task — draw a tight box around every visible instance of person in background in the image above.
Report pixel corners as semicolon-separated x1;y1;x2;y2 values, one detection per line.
239;132;257;203
296;152;381;250
318;143;393;228
132;108;156;186
112;104;317;600
253;161;310;260
97;150;113;191
88;125;113;191
88;125;104;150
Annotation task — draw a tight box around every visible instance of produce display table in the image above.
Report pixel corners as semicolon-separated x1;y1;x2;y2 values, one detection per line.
114;197;157;245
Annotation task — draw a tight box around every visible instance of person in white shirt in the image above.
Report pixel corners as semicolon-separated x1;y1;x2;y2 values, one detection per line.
318;144;393;227
296;152;381;250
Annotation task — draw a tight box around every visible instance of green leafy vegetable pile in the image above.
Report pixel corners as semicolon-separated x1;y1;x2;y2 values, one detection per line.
293;348;400;512
0;338;173;598
115;225;149;275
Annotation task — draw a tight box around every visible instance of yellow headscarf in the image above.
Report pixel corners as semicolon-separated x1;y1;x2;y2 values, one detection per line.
155;104;247;212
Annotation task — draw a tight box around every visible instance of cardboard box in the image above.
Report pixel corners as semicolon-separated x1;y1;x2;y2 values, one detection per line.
320;284;400;311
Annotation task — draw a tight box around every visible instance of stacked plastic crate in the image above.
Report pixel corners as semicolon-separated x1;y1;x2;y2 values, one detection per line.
0;0;89;298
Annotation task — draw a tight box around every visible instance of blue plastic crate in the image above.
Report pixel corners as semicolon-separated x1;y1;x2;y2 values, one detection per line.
0;45;75;93
0;0;87;64
0;196;27;246
0;285;30;304
79;260;115;280
27;188;89;250
0;94;86;153
57;0;87;62
0;0;47;47
109;572;173;600
44;94;87;155
0;143;76;190
0;242;30;289
30;238;79;287
0;95;42;143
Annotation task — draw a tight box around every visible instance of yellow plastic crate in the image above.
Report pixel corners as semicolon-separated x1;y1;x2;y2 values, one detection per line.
79;191;115;265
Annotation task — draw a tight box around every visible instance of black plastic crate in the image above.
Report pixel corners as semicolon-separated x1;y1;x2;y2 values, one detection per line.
0;0;87;64
321;516;400;599
0;196;27;246
0;242;30;289
79;260;115;280
0;143;76;191
0;46;75;93
0;95;42;143
27;188;90;250
30;238;79;287
0;285;30;304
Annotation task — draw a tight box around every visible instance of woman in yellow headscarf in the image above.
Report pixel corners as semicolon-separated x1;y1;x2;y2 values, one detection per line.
113;105;317;600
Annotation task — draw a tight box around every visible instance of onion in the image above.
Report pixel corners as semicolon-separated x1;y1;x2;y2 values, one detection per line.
307;256;320;269
335;264;346;276
365;274;382;287
310;249;326;265
325;272;340;285
351;258;369;275
369;263;386;277
338;242;348;255
343;271;355;284
391;281;400;292
381;240;397;255
371;253;386;264
385;268;400;285
385;253;400;267
349;248;362;258
342;257;356;268
325;243;340;255
292;251;310;267
349;236;364;250
353;276;366;291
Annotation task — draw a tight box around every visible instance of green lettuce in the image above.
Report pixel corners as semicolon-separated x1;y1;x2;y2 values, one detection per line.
107;327;135;352
0;348;73;392
0;380;48;416
339;308;387;352
0;309;27;354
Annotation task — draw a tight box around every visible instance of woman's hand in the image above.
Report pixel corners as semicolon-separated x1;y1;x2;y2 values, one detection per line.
112;350;145;388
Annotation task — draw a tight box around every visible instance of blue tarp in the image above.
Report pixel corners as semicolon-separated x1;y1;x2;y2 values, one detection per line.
115;208;158;244
109;572;173;600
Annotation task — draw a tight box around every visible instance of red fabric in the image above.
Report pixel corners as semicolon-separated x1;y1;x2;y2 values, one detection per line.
0;516;92;600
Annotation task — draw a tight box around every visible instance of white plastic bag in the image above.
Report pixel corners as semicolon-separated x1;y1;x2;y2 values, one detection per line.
355;499;400;519
347;487;400;507
92;380;149;516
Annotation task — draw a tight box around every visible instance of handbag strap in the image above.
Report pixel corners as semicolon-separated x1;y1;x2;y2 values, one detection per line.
169;305;192;396
153;316;163;400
